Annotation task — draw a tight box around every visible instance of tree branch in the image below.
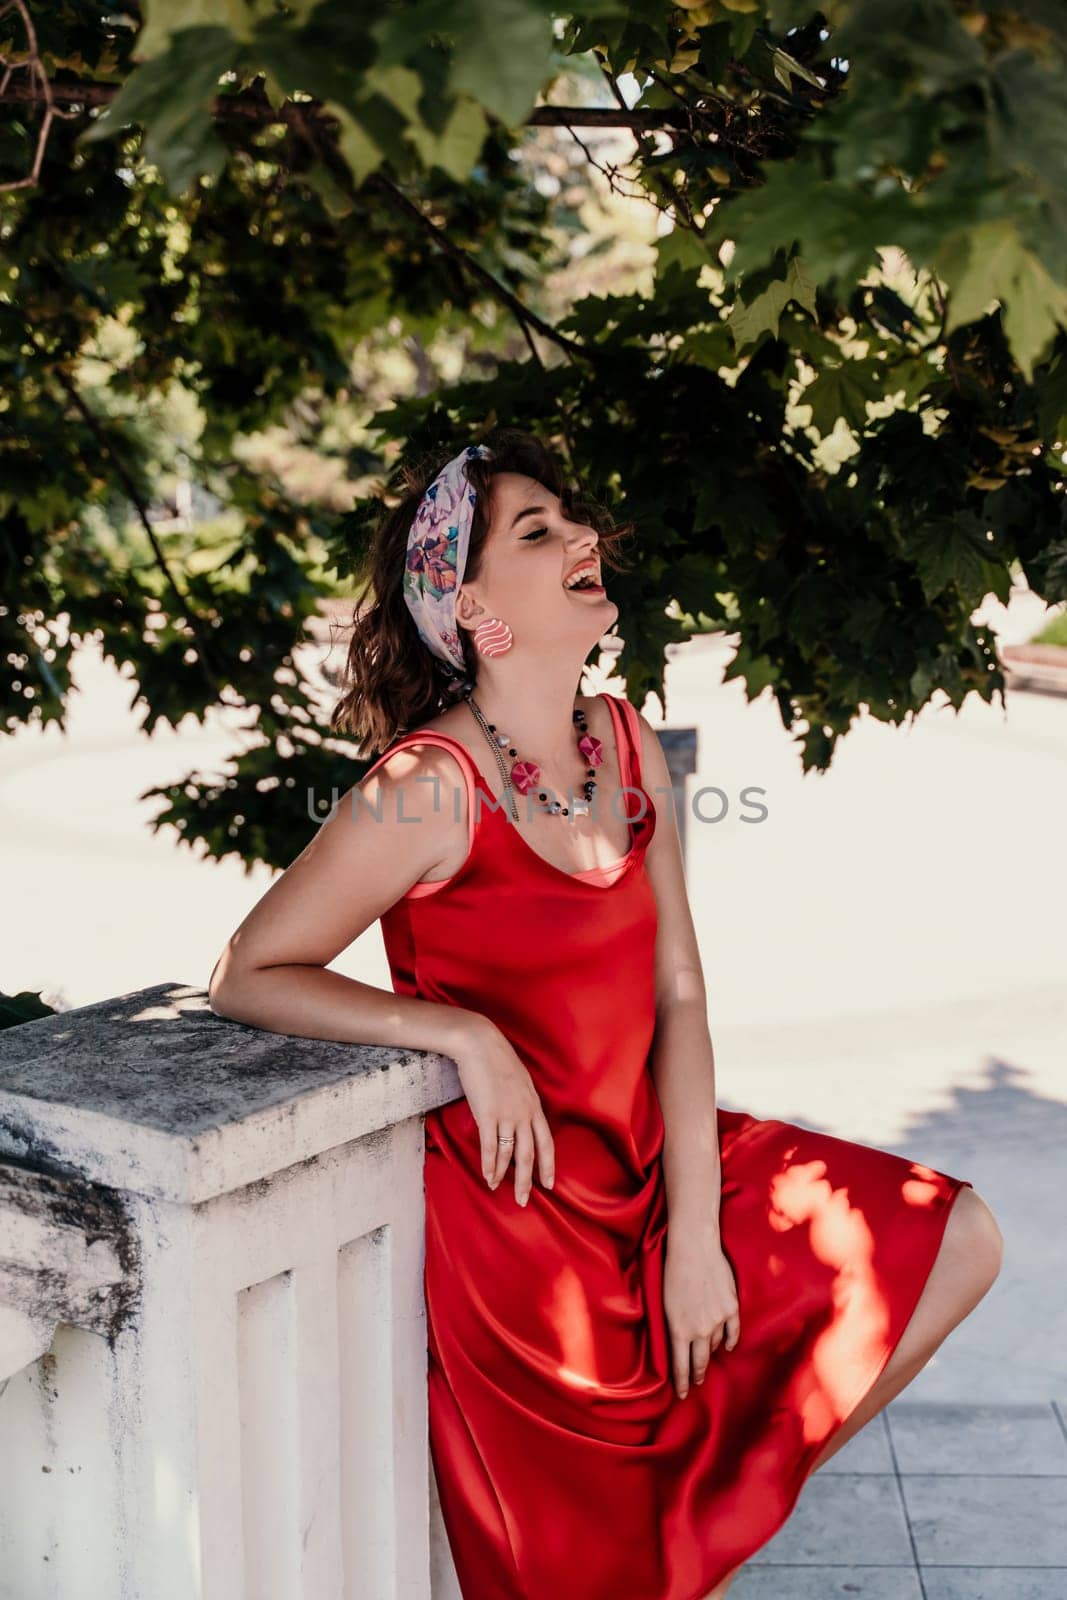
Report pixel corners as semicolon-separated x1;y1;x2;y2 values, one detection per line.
278;96;593;365
42;354;226;697
0;73;766;143
0;0;81;192
366;171;589;363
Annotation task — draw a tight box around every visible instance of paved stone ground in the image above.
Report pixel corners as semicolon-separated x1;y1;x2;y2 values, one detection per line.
732;1400;1067;1598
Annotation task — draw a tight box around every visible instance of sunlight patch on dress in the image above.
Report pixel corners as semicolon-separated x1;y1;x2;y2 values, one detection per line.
766;1157;890;1441
902;1163;944;1207
548;1263;600;1390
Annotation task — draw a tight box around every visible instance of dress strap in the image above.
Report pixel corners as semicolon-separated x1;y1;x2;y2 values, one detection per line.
600;693;657;853
600;693;642;791
360;730;488;854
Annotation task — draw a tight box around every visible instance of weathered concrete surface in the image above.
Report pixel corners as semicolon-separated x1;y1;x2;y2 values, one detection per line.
0;988;447;1598
0;980;461;1203
0;1302;55;1386
0;1152;138;1346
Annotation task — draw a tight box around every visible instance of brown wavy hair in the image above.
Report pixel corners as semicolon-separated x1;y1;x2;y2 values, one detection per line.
329;427;635;755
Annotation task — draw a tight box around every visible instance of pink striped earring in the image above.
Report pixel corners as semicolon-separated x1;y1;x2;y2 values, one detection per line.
473;616;514;658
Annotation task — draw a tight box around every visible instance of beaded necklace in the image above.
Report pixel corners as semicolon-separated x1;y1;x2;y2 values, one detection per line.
464;694;604;824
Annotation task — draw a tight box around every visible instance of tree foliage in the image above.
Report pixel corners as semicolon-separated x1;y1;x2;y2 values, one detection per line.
2;0;1067;924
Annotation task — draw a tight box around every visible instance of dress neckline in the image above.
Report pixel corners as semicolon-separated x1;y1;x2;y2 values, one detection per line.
466;693;645;889
491;802;638;887
401;693;654;892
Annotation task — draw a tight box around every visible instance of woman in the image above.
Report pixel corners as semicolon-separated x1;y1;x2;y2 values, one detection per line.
209;428;1003;1599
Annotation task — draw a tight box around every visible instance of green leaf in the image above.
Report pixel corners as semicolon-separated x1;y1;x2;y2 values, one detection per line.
77;26;238;192
134;0;255;60
907;514;1004;607
0;990;58;1030
332;106;384;184
937;221;1067;381
448;0;556;126
802;360;884;436
882;355;938;408
365;63;424;126
1002;257;1067;385
655;224;712;285
369;0;466;68
1035;350;1067;442
770;46;827;91
405;94;489;181
728;277;791;351
728;254;817;350
302;160;355;217
713;166;913;290
722;639;779;699
786;256;818;318
249;9;414;179
1025;538;1067;605
679;323;734;370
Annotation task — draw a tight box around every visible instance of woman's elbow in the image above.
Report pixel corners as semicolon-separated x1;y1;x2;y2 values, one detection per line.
207;951;241;1018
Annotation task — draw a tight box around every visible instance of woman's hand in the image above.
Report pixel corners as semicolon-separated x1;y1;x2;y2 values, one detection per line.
452;1015;556;1205
663;1223;740;1399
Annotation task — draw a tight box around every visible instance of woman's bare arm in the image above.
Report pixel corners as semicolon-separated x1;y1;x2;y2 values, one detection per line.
639;713;723;1233
207;745;484;1058
209;742;559;1202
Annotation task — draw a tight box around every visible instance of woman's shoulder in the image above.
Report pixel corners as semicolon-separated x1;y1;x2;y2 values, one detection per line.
354;722;475;878
386;705;480;781
362;726;472;792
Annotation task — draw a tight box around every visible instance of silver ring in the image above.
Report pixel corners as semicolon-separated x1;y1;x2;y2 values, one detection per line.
497;1135;515;1144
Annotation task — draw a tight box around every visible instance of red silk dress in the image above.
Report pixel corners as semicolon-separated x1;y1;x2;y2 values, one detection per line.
365;692;972;1600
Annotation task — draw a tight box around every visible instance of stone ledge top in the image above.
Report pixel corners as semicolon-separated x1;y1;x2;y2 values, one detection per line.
0;982;460;1204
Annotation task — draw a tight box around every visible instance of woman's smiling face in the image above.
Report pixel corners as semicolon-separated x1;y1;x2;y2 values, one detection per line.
457;471;618;648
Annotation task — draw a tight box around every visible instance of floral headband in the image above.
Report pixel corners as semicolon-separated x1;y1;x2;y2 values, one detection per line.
402;442;493;698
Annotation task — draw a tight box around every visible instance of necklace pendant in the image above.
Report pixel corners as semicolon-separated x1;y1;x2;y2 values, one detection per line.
466;695;603;827
510;759;541;796
577;733;603;767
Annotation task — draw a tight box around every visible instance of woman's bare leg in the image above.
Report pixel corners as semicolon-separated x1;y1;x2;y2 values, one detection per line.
700;1186;1003;1597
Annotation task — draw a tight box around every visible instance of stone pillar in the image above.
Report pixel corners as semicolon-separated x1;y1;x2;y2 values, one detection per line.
655;724;698;865
0;982;462;1600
